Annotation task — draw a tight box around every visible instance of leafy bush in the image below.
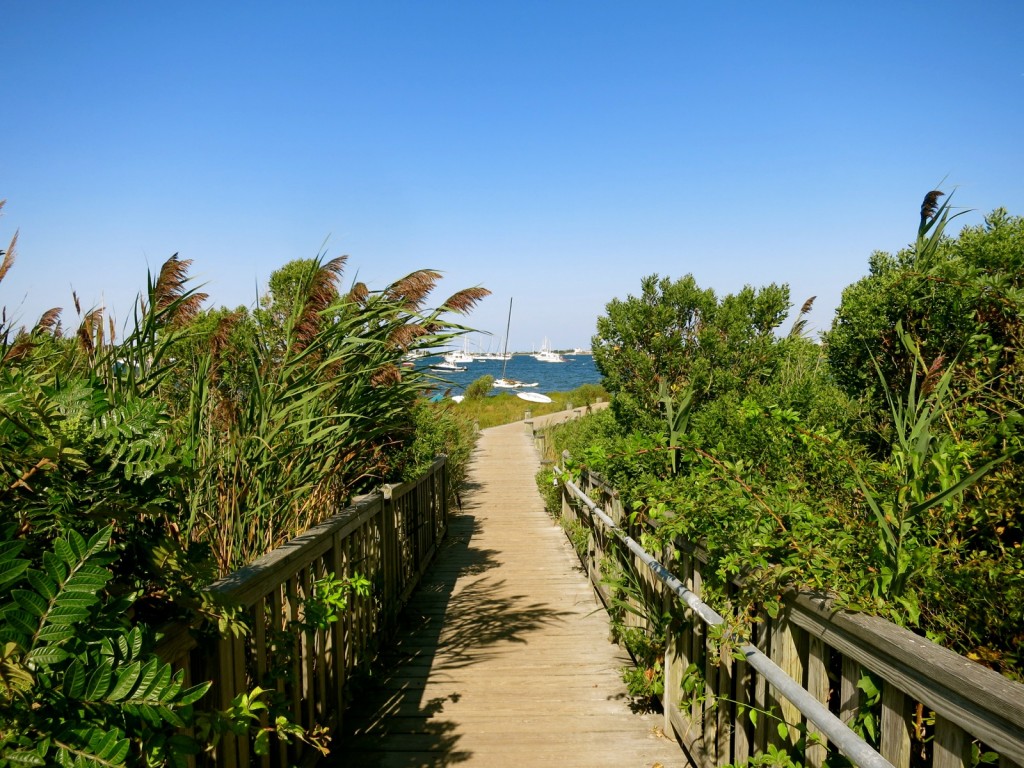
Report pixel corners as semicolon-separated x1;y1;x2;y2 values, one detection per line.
0;525;210;766
399;400;476;504
558;192;1024;680
463;375;494;400
0;198;494;758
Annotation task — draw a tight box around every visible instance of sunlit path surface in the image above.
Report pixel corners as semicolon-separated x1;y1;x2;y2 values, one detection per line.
323;418;687;768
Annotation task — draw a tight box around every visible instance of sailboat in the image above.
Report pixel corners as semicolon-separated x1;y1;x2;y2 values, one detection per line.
532;337;565;363
492;298;538;390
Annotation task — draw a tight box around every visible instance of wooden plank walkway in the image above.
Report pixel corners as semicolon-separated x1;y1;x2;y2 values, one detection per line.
323;418;688;767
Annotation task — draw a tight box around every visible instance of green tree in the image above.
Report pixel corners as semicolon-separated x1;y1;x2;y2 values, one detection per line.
464;374;494;400
592;274;789;432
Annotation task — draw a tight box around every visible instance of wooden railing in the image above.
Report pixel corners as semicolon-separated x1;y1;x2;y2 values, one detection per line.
156;458;448;767
560;467;1024;768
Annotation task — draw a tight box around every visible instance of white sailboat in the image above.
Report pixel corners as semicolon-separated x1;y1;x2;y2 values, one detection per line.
532;337;565;363
443;338;475;365
492;298;538;390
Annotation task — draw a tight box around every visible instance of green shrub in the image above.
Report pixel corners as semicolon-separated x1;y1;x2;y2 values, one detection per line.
400;400;476;504
464;374;494;400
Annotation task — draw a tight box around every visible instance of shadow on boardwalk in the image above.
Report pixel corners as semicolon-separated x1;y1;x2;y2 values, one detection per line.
323;420;685;768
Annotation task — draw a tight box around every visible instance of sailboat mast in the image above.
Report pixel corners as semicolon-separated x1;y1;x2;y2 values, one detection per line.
500;297;512;380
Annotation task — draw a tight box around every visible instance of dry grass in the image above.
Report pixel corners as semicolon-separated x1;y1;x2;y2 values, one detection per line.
455;383;608;429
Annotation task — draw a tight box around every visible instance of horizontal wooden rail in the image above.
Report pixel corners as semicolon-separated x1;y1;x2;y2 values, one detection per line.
156;457;448;767
556;462;1024;768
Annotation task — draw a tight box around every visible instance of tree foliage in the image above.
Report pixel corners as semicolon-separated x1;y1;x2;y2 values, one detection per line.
0;198;487;761
592;274;790;432
567;192;1024;681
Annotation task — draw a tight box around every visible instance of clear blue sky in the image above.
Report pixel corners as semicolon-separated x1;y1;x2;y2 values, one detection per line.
3;2;1022;351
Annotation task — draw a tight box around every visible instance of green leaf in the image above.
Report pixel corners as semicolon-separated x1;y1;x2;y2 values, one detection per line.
6;610;38;637
777;722;790;741
65;530;87;562
107;660;142;701
0;559;29;591
42;552;67;585
133;657;161;700
26;570;57;601
2;750;46;766
85;526;113;559
63;659;87;698
43;605;91;626
127;626;144;660
53;538;76;566
176;681;211;706
84;662;113;700
35;625;75;645
12;589;47;617
254;729;270;755
26;646;70;667
156;668;183;702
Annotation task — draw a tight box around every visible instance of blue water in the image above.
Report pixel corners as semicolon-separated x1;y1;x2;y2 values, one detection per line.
419;354;602;396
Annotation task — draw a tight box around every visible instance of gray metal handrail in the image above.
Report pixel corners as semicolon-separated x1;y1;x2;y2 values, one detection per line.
556;465;896;768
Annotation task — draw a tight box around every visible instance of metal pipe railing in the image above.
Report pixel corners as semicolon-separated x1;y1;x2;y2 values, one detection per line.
556;465;896;768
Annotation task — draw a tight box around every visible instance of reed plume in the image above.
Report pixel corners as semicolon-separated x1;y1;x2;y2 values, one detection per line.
153;254;207;326
34;307;62;337
1;332;33;364
293;255;346;350
788;296;816;339
385;269;442;311
388;323;427;350
77;308;104;355
920;190;944;228
440;286;491;314
0;200;15;290
370;363;401;387
0;231;16;285
347;281;369;305
920;355;946;397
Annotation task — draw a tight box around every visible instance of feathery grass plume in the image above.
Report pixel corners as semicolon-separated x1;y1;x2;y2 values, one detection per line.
920;355;946;398
293;255;347;350
387;322;428;350
788;295;816;339
348;281;369;305
915;188;968;267
440;286;491;314
384;269;442;311
0;230;16;285
153;254;208;327
1;331;33;364
72;291;81;316
920;190;944;229
210;311;243;367
370;363;402;387
33;307;62;336
77;308;103;355
0;199;13;286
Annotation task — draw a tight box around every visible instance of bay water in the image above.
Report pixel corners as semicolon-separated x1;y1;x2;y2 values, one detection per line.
420;354;602;397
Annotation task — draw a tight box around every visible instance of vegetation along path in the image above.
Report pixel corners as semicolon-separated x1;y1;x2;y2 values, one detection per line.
325;416;686;767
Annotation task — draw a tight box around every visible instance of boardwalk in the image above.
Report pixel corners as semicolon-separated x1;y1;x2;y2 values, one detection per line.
326;418;688;767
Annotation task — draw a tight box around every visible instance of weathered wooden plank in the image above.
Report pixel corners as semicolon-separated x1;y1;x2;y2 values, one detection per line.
769;611;804;748
880;684;911;768
805;636;830;768
840;656;861;726
734;652;752;765
326;422;685;768
753;619;770;755
212;495;384;608
717;646;734;767
789;593;1024;763
934;714;969;768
